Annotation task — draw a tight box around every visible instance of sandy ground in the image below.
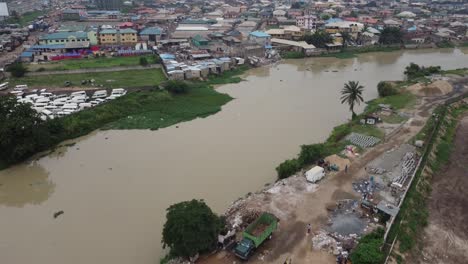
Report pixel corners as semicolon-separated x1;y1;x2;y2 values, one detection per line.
411;114;468;264
199;93;445;264
408;80;453;97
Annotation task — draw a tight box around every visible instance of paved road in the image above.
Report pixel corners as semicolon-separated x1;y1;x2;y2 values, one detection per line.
19;64;162;76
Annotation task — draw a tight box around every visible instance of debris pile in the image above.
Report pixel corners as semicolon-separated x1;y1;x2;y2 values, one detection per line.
346;133;381;148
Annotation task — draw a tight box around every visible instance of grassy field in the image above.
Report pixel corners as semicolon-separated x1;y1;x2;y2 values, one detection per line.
9;68;166;88
27;55;158;72
365;92;416;113
6;10;48;26
61;84;232;133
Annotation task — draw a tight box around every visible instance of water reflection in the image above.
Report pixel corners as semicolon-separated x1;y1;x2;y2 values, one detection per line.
0;162;54;207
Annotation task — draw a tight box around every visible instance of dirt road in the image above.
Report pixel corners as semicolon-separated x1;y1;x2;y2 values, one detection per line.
414;114;468;264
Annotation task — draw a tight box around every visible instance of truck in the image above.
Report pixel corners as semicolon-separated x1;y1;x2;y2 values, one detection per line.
234;213;278;260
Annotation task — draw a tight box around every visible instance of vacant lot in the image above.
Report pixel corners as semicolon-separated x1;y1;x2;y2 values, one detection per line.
27;55;157;72
416;114;468;263
8;68;166;88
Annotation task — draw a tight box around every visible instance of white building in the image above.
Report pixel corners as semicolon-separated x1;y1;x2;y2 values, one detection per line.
296;15;318;30
0;2;9;21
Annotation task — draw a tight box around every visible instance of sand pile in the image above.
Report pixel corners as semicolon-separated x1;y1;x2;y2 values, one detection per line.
408;80;453;96
325;154;350;171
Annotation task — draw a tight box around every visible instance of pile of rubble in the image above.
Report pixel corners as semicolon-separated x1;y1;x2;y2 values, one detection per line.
346;133;381;148
391;152;418;188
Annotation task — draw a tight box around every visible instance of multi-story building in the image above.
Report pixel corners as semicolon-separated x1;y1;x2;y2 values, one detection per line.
95;0;123;10
296;15;318;30
39;32;92;45
99;28;137;45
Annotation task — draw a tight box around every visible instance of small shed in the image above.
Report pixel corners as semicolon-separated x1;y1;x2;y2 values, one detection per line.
305;166;325;183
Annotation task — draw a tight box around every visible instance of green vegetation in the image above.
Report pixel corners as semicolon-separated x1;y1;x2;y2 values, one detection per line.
442;67;468;76
381;114;407;124
0;96;63;165
377;81;399;97
365;92;416;113
164;80;189;94
303;30;333;49
404;63;441;80
9;68;166;88
27;55;158;72
139;57;149;66
283;51;305;59
205;65;249;85
6;10;48;26
340;81;365;119
162;199;222;258
436;40;455;48
350;228;385;264
379;27;403;45
320;46;401;59
6;62;27;77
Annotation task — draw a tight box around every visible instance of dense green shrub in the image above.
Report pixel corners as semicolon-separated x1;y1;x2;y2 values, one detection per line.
298;144;326;166
276;159;301;179
6;62;27;77
350;228;385;264
165;80;189;94
377;81;399;97
139;57;149;66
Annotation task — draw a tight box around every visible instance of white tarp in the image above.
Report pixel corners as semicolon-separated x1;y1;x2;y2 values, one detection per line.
306;166;325;183
0;3;9;17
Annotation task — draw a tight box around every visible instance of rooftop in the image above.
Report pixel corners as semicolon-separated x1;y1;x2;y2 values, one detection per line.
250;31;270;38
40;32;88;40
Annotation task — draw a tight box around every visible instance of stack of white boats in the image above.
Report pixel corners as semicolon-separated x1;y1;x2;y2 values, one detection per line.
11;85;127;120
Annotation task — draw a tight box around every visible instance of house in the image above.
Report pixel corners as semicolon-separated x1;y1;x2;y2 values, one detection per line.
192;34;210;47
266;26;304;40
119;28;137;45
273;10;287;19
296;15;318;30
287;9;303;18
139;27;162;43
325;21;364;36
248;31;271;46
62;9;81;21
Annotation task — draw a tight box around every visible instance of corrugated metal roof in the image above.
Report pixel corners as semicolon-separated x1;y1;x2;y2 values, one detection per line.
140;27;162;35
40;32;88;40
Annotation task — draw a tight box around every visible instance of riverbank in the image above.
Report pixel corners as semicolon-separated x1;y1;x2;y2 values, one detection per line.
199;68;468;264
0;65;250;170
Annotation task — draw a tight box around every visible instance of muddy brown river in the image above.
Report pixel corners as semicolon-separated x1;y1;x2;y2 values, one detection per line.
1;49;467;263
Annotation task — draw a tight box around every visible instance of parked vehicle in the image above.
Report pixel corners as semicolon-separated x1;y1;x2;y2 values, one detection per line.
234;213;278;260
110;88;127;97
70;91;87;98
92;90;107;99
14;84;28;90
0;82;9;91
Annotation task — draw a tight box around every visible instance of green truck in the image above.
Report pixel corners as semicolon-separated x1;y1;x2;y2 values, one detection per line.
234;213;278;260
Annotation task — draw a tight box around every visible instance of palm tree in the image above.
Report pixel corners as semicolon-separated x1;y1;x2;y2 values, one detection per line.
340;81;365;119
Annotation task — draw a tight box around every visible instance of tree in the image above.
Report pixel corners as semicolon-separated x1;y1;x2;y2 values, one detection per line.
6;62;27;78
378;27;403;45
139;57;149;66
298;144;326;166
321;14;331;20
340;31;352;48
377;81;398;97
165;80;189;94
162;199;222;258
303;30;333;48
0;96;63;164
340;81;365;119
404;63;441;79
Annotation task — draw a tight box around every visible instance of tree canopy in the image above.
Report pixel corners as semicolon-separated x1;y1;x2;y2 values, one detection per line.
162;199;222;258
0;96;63;164
303;30;333;48
378;27;403;45
404;63;441;79
340;81;365;118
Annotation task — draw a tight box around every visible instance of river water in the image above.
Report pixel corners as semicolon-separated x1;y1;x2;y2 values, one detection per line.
1;49;467;263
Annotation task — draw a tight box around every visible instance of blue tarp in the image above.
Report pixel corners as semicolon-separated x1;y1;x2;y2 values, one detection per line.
160;53;176;60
